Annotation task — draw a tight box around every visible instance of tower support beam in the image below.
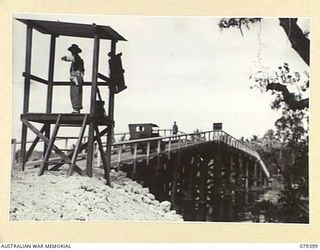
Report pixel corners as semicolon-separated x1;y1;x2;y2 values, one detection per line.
86;32;100;177
104;40;117;186
20;22;33;171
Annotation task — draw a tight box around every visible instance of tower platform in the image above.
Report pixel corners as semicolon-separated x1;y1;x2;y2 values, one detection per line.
21;113;113;126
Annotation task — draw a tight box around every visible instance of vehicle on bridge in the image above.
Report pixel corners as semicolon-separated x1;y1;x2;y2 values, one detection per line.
128;123;165;154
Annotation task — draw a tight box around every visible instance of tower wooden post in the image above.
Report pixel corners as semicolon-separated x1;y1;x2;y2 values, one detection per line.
20;22;33;171
86;32;100;177
46;35;56;113
104;40;117;185
44;34;56;155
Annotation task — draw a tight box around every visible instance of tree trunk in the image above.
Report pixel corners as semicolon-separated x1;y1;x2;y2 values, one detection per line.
279;18;310;66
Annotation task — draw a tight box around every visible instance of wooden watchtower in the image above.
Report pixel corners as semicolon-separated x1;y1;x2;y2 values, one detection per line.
17;18;127;185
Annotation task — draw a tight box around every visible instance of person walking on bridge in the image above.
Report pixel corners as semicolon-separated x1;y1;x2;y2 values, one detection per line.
172;121;179;136
61;44;85;114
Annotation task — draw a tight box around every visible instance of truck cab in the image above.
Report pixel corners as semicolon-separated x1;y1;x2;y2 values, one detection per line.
128;123;165;153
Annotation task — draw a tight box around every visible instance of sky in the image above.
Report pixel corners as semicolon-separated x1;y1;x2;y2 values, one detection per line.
11;13;310;141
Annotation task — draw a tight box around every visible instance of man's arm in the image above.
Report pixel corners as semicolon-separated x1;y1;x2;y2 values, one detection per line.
61;55;74;62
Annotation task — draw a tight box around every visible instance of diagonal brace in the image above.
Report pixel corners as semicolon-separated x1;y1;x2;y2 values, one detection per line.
67;115;88;177
94;125;111;186
21;119;80;175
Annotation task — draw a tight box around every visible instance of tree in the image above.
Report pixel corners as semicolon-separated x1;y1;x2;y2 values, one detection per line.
252;63;309;194
219;18;309;111
247;134;262;150
278;18;309;66
219;18;310;222
252;63;309;112
252;63;309;143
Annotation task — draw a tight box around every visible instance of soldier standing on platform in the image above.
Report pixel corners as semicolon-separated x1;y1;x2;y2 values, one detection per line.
61;44;85;114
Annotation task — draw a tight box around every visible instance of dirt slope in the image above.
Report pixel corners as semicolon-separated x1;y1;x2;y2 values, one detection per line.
10;167;183;221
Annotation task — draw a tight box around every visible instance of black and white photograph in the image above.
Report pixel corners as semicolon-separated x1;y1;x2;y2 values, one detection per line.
10;13;309;223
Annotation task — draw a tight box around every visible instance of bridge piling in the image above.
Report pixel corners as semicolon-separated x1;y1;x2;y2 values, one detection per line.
232;152;241;221
227;152;236;221
244;158;250;205
182;154;196;220
253;161;258;188
220;147;233;221
146;141;150;165
170;151;180;209
199;153;209;221
98;131;270;222
212;142;223;221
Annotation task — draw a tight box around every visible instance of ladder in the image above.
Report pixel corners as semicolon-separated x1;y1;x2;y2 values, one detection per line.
38;114;89;177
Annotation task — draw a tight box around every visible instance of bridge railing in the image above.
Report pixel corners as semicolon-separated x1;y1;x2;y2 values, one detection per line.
108;130;270;177
113;129;185;142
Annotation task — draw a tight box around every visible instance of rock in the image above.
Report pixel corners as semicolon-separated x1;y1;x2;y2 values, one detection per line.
132;196;142;202
132;186;140;194
141;187;149;195
81;185;94;192
132;186;137;194
146;193;155;200
151;200;160;206
124;185;132;192
160;201;171;212
10;166;184;222
167;210;176;215
116;188;125;195
142;196;152;204
165;213;183;221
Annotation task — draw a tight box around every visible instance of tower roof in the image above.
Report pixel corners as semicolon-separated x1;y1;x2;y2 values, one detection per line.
16;18;127;41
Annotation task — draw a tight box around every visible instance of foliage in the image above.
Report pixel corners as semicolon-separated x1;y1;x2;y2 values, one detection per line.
218;17;309;223
275;110;307;145
251;62;308;144
252;144;309;224
218;18;261;36
246;127;309;223
251;63;309;111
251;196;308;223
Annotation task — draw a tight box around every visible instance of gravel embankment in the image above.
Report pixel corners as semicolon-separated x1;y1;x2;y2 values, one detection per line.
10;167;183;221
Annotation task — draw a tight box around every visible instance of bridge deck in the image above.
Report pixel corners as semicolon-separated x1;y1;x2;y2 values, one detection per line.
21;113;113;126
14;128;270;179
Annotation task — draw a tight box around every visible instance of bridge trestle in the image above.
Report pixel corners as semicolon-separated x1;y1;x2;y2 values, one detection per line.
119;141;269;222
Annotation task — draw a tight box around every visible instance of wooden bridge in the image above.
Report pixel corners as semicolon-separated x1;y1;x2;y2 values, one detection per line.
111;129;270;221
12;128;270;222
